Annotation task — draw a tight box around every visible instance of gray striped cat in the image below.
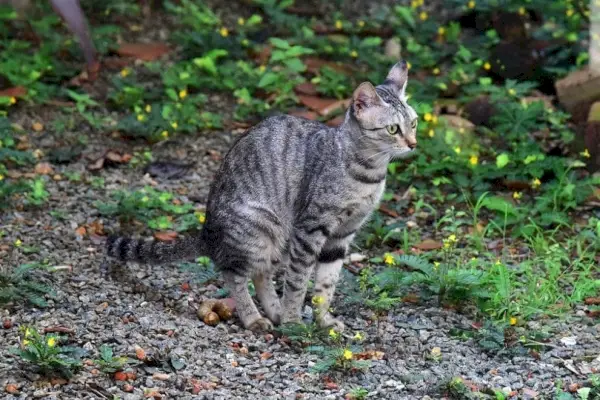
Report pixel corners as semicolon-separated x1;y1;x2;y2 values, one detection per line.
106;61;418;332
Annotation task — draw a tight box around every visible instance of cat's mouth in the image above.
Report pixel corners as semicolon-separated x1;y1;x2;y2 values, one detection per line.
391;147;416;161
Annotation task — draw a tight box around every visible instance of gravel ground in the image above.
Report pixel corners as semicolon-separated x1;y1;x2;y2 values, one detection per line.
0;105;599;400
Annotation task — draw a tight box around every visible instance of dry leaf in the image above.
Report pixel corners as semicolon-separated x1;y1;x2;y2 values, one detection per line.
114;371;128;381
75;226;87;237
134;345;146;360
355;350;385;360
260;352;272;360
5;383;19;394
379;204;399;218
288;109;319;121
297;95;349;116
154;231;178;242
294;82;318;96
34;162;53;175
32;122;44;132
585;297;600;305
117;43;170;61
0;86;27;98
414;239;443;250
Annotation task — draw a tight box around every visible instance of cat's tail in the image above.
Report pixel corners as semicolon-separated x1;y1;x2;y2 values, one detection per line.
105;230;207;265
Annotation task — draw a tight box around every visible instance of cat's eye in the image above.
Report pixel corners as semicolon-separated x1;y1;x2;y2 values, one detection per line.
411;119;418;130
386;125;399;135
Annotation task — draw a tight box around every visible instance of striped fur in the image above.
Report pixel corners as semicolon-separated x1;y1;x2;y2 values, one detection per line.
105;61;418;332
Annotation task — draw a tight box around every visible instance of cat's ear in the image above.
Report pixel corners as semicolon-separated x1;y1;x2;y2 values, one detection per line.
385;60;409;98
352;82;383;117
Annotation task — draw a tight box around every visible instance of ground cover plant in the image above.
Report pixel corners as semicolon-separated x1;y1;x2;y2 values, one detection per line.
0;0;598;398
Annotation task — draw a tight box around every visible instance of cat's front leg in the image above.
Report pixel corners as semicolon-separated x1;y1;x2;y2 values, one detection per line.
312;233;354;332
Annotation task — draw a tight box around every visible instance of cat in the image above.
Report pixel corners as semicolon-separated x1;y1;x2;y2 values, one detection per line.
105;60;418;332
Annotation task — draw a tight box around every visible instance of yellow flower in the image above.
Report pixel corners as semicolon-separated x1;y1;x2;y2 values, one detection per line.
219;27;229;37
237;17;245;26
161;130;169;139
428;129;435;137
10;97;17;105
170;121;178;129
383;253;395;265
411;0;418;8
495;259;502;266
196;212;206;224
531;178;541;189
335;20;343;30
518;7;526;15
47;337;56;347
136;114;145;122
483;62;491;71
438;26;446;35
443;234;457;249
312;295;325;305
453;146;461;154
566;8;574;17
508;88;516;96
353;332;363;340
417;0;424;5
433;261;440;270
329;328;339;339
25;328;34;337
343;349;353;360
22;339;30;346
581;149;591;158
259;65;266;73
145;104;151;113
357;20;365;28
14;239;22;247
419;11;428;21
432;67;440;75
0;175;3;181
350;50;358;58
509;317;517;326
424;112;433;122
431;115;438;124
469;155;478;166
120;68;130;78
513;192;522;200
179;89;188;99
407;62;412;70
468;0;476;9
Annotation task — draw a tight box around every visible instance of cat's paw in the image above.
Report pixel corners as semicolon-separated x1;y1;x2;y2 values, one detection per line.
247;317;274;332
317;315;345;332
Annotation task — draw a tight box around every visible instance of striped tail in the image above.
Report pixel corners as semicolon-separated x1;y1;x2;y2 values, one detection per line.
105;231;206;265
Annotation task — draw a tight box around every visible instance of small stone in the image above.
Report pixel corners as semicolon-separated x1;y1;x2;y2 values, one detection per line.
560;336;577;346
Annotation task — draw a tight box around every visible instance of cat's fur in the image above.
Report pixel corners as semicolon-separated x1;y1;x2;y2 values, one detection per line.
105;61;418;332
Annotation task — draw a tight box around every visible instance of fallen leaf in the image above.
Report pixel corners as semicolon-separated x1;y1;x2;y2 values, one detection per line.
32;122;44;132
379;204;399;218
585;297;600;305
288;109;319;121
34;162;53;175
294;82;318;96
260;352;272;360
152;373;170;381
181;282;191;291
75;226;87;237
125;371;137;380
50;377;68;386
402;293;420;304
326;115;344;127
135;345;146;360
154;231;178;242
117;43;170;61
43;326;75;335
114;371;128;381
5;383;19;394
0;86;27;98
414;239;443;250
297;95;350;116
355;350;385;360
144;389;162;399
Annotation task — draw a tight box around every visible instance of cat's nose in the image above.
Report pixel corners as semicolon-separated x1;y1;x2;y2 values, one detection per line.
408;141;417;150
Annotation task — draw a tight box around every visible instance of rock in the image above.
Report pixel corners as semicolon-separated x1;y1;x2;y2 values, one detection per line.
560;336;577;346
555;67;600;122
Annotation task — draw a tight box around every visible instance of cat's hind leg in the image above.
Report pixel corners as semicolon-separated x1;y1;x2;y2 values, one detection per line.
253;272;281;325
223;267;273;332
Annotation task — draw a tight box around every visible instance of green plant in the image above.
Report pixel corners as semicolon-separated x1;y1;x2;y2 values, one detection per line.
0;263;53;307
346;386;370;400
14;326;83;378
95;345;139;374
307;345;370;373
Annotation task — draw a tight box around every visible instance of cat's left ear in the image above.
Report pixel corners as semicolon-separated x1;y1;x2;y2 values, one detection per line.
384;60;409;99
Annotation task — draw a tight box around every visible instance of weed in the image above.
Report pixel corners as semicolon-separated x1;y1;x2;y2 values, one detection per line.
0;263;53;308
14;326;83;378
95;345;139;374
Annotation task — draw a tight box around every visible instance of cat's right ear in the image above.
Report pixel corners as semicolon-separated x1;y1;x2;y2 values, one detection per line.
352;82;382;117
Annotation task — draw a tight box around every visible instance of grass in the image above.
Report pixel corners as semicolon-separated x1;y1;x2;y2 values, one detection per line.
0;0;598;392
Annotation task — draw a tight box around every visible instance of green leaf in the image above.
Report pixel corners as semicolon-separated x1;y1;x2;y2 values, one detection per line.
257;72;279;88
496;153;510;169
480;196;518;216
269;37;290;49
394;6;415;29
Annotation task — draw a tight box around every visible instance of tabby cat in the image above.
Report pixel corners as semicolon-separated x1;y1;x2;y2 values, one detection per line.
106;61;418;332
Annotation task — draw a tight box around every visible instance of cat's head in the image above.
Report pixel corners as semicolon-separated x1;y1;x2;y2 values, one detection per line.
350;61;418;159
